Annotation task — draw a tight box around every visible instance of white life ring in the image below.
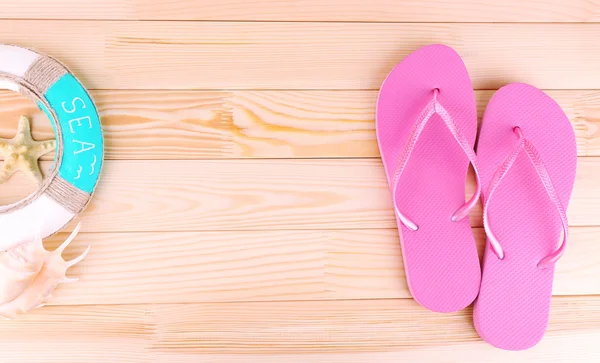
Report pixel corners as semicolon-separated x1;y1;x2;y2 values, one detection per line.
0;45;103;250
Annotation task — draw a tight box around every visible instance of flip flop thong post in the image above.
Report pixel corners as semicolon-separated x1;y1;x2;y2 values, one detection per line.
376;44;481;313
474;83;577;350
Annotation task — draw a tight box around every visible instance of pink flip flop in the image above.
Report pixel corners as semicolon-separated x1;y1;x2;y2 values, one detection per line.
473;83;577;350
376;44;482;313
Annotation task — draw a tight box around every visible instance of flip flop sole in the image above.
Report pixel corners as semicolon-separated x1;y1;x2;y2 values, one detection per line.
474;83;577;350
376;44;481;313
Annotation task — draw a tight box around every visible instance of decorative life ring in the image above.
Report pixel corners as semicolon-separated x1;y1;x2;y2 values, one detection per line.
0;45;103;251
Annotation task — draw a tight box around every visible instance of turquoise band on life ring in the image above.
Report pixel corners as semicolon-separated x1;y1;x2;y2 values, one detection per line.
42;74;103;193
0;44;103;250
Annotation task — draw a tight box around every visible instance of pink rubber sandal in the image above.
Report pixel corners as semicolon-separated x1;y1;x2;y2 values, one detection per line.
473;83;577;350
376;44;481;313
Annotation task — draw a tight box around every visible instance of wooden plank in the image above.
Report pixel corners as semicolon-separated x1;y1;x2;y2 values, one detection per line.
151;297;600;355
0;304;150;363
1;21;600;90
1;158;597;231
1;0;599;22
3;89;600;159
0;297;597;362
43;226;600;305
58;158;600;231
46;230;326;305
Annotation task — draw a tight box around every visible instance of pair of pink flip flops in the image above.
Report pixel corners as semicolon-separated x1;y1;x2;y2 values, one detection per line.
376;44;577;350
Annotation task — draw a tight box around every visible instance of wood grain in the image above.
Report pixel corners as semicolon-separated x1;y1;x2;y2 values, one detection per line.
0;297;597;362
1;0;599;22
151;297;600;354
42;226;600;305
0;304;149;363
2;158;593;232
1;21;600;89
2;89;599;160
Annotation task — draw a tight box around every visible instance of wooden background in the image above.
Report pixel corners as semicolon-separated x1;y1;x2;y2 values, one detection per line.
0;0;599;362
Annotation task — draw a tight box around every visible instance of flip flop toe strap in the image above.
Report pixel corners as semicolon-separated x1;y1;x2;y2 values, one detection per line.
483;127;568;269
391;88;481;231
